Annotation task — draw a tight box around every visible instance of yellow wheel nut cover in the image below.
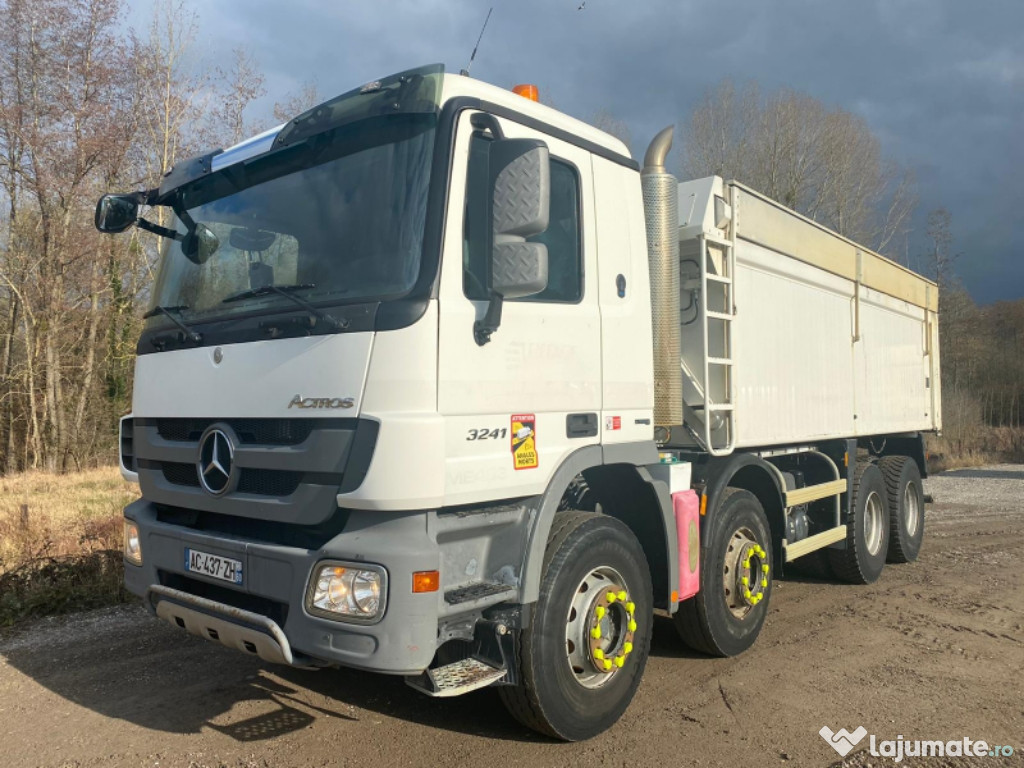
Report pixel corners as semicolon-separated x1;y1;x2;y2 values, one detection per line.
606;592;617;603
593;648;604;660
761;579;768;588
603;659;613;671
628;619;637;632
741;576;749;586
591;626;601;639
626;601;635;614
614;655;625;668
624;641;633;654
595;606;606;620
762;564;770;573
617;590;627;601
744;589;752;600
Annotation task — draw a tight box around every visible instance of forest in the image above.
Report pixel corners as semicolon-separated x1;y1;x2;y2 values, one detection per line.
0;0;1019;476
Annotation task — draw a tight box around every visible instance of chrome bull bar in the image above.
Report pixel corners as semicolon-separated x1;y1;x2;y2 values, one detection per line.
148;584;295;666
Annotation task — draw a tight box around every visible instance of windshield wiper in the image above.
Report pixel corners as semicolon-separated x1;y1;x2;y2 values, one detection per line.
221;284;346;330
143;305;202;344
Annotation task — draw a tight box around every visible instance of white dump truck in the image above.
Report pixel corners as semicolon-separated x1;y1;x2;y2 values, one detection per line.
96;64;940;740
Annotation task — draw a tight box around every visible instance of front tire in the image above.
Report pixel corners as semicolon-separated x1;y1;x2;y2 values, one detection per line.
499;512;653;741
879;456;924;563
674;488;773;657
828;462;889;584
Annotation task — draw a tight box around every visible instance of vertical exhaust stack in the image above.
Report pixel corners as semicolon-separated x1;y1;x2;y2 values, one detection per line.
641;126;683;429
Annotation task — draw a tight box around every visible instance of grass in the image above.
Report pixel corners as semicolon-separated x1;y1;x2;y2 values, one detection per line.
0;467;140;626
926;429;1024;474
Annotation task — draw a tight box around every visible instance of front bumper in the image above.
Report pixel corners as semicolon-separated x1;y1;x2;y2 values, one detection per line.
150;584;299;666
124;499;443;674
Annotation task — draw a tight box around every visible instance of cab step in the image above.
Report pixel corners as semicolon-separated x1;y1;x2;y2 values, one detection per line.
444;581;516;606
405;657;507;698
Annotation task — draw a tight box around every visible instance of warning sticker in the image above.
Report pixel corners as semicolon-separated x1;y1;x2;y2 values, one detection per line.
511;414;538;470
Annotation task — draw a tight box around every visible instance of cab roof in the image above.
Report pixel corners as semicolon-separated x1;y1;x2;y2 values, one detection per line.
160;64;635;198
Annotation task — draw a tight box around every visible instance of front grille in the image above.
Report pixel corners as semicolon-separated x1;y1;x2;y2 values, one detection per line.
120;418;135;473
132;417;372;524
162;461;200;487
160;461;303;497
156;505;350;549
237;469;303;496
156;418;319;445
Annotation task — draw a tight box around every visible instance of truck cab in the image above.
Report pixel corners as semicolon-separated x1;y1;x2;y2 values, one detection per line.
107;62;660;704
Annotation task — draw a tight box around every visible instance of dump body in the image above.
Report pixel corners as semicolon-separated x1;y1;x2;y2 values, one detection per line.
674;176;940;452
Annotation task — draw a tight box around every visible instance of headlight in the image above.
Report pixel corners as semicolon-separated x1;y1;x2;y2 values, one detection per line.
306;561;387;623
124;520;142;565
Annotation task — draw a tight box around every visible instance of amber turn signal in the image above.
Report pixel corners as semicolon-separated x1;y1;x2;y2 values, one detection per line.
412;570;440;593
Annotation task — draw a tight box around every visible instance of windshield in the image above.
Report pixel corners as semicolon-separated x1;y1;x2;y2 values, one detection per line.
148;114;435;323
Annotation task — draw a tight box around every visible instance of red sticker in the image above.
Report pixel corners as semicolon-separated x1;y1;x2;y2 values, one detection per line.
606;415;621;431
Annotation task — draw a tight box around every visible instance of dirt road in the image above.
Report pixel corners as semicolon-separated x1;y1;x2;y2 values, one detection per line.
2;466;1022;767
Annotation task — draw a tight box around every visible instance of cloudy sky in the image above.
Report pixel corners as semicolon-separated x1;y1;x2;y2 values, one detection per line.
134;0;1023;304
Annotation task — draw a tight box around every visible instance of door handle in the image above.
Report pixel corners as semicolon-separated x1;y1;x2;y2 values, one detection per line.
566;413;598;438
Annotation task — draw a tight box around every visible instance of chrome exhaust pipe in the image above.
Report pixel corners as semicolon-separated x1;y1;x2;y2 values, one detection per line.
641;126;683;428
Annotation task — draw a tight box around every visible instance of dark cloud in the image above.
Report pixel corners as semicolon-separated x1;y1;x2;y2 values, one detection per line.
139;0;1023;303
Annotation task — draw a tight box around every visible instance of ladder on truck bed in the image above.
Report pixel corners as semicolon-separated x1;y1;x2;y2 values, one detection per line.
679;230;737;456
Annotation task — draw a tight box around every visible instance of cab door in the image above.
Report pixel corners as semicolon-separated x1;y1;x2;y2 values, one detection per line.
437;109;601;507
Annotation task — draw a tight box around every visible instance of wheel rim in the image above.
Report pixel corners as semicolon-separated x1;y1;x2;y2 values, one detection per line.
864;491;885;555
903;482;920;537
722;527;770;619
565;566;637;689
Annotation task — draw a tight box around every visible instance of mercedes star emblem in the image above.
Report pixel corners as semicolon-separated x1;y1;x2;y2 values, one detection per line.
197;427;235;495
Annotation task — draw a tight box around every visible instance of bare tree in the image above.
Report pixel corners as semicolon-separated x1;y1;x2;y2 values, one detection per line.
132;0;207;191
927;207;955;286
273;80;321;124
0;0;135;470
590;108;632;150
682;79;916;256
206;47;266;148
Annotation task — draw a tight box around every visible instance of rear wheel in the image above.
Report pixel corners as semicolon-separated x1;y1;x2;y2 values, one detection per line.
674;488;773;657
828;462;889;583
879;456;924;563
499;512;653;741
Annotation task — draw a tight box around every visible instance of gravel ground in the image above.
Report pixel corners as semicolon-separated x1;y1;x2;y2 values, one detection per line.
0;465;1021;768
924;464;1023;514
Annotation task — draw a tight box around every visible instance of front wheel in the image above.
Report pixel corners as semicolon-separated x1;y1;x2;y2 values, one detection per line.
674;488;773;657
498;511;653;741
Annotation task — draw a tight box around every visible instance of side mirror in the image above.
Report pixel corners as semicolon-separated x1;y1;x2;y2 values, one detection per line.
181;223;220;265
490;139;549;298
94;194;140;233
474;138;550;346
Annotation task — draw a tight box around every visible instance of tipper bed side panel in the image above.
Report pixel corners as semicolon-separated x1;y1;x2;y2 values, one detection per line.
673;177;939;450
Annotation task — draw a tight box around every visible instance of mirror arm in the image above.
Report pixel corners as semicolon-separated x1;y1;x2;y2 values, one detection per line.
136;217;184;241
470;112;504;140
473;293;504;346
173;199;198;234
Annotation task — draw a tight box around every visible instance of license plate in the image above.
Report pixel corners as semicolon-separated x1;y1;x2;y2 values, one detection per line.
185;548;243;585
